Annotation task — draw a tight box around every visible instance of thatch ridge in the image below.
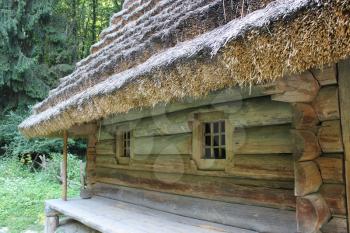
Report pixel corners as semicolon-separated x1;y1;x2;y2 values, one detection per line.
20;0;350;137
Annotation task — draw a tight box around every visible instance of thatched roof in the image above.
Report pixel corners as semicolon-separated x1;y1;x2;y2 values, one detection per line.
20;0;350;137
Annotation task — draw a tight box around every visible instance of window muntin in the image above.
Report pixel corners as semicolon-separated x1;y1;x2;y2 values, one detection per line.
203;121;226;159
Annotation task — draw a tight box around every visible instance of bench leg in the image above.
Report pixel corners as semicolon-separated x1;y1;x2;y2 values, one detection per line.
45;216;59;233
45;204;60;233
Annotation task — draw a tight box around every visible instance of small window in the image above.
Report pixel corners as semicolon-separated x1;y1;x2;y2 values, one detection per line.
123;131;131;157
203;121;226;159
116;128;132;165
191;112;233;171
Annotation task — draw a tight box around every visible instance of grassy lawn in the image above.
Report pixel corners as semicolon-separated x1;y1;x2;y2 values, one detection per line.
0;156;80;233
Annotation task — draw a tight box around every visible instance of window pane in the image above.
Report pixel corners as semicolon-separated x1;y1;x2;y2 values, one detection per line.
214;148;219;158
205;136;211;146
213;135;219;146
205;148;211;158
205;123;211;133
222;135;226;146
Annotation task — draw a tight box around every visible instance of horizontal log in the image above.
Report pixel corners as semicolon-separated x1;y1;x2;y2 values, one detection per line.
96;162;295;189
233;125;293;154
316;156;344;184
131;154;192;172
134;133;191;155
296;194;331;233
104;97;293;138
96;139;115;155
292;130;320;161
96;154;117;165
311;64;337;86
318;120;344;153
95;167;296;209
226;97;292;127
227;154;294;180
97;130;114;141
92;183;297;233
320;184;347;216
295;161;322;197
313;86;339;121
321;217;347;233
272;71;320;103
102;84;284;126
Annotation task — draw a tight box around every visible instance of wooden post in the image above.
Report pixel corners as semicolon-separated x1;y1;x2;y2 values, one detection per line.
44;205;59;233
62;130;68;201
338;59;350;233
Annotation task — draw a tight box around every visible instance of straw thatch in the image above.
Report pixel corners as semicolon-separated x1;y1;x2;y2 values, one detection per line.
19;0;350;137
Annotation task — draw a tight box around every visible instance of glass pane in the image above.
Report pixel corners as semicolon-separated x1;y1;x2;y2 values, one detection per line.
213;135;219;146
205;136;211;146
205;148;211;158
205;123;211;133
213;122;219;133
222;135;226;146
214;148;219;158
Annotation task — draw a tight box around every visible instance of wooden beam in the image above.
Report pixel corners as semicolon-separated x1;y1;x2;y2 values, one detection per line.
338;59;350;233
296;194;331;233
62;130;68;201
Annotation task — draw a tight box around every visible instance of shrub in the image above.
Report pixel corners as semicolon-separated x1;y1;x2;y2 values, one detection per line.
0;109;86;160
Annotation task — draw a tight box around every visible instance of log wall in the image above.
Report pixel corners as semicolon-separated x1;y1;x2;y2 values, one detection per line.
88;64;348;233
94;95;296;210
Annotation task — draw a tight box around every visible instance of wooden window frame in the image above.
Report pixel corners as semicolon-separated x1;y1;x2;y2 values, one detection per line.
115;125;134;165
192;111;234;171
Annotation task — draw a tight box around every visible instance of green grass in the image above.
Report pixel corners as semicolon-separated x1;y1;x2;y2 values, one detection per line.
0;156;80;233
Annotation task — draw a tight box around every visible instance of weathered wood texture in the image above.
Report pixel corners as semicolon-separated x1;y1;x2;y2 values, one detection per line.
292;103;319;130
233;125;293;154
320;184;347;215
86;135;97;189
134;133;192;155
292;130;320;161
94;85;297;213
296;194;331;233
44;216;59;233
102;85;284;126
316;155;344;184
321;217;348;233
318;120;344;153
295;161;322;197
47;197;257;233
95;167;296;209
311;64;337;86
272;71;320;103
62;130;68;201
338;59;350;233
92;184;297;233
313;85;339;121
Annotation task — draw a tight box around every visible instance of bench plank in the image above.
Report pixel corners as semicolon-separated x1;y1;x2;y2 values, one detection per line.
46;197;256;233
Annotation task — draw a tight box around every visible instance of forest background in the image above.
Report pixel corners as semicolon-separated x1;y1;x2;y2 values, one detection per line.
0;0;123;231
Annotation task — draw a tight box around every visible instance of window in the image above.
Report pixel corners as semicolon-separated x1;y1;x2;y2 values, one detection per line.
116;127;133;165
123;131;131;157
203;121;226;159
191;112;233;171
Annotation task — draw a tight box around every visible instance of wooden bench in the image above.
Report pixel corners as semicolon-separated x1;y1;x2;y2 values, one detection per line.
45;185;297;233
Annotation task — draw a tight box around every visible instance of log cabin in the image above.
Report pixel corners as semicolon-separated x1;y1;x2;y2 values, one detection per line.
19;0;350;232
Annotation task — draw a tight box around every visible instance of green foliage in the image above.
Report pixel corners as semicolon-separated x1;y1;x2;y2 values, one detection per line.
0;0;75;111
0;156;81;233
0;108;86;158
